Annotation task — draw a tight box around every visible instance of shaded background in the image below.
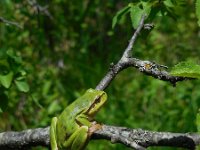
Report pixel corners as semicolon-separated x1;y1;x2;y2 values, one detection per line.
0;0;200;149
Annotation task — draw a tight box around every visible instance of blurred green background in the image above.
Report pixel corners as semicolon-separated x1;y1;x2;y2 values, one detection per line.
0;0;200;149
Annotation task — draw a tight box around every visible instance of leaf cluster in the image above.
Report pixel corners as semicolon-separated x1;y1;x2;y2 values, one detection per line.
112;0;200;29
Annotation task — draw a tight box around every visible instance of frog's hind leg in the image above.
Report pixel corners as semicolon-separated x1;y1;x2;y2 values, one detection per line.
50;117;58;150
63;126;89;150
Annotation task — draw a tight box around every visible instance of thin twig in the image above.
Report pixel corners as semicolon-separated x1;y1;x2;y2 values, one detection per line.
27;0;53;20
0;17;22;29
96;14;146;90
122;15;146;58
96;14;191;90
122;58;192;86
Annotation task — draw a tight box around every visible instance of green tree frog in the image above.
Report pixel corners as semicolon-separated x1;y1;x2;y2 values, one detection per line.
50;88;107;150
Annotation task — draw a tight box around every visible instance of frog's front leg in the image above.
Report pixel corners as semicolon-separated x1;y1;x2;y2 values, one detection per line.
63;126;89;150
76;114;102;136
76;114;92;126
50;117;58;150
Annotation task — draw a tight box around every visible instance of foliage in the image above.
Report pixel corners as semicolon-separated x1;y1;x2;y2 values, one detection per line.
170;61;200;78
112;0;188;29
0;0;200;150
0;49;29;112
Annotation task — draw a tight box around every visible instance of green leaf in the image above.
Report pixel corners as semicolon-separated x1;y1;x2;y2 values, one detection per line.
31;94;43;109
170;61;200;78
0;71;14;88
15;79;30;92
42;81;52;96
196;0;200;26
162;0;186;19
47;100;61;115
6;49;22;64
164;0;175;8
141;2;152;16
130;5;144;28
112;5;131;29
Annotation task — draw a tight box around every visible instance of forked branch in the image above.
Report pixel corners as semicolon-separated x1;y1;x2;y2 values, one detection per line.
0;14;197;150
96;15;191;90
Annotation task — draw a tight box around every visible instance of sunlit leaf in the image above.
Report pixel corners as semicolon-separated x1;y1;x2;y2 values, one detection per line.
130;5;144;28
164;0;175;8
112;5;131;29
47;100;62;115
170;61;200;78
130;2;151;29
15;80;30;92
141;1;152;16
0;71;14;88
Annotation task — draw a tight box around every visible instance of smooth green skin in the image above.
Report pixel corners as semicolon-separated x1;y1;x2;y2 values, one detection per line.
50;88;107;150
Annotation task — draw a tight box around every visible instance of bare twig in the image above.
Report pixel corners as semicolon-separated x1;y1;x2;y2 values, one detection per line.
1;125;200;150
122;15;146;58
0;17;22;29
96;14;191;90
96;15;147;90
27;0;53;20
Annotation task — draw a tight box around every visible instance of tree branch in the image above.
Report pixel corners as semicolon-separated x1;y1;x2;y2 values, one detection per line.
27;0;53;20
122;15;146;58
0;127;49;150
93;125;200;150
1;125;200;150
96;15;146;90
96;14;192;90
0;17;22;29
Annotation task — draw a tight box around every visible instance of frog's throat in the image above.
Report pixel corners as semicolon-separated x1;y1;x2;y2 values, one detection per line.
86;92;107;116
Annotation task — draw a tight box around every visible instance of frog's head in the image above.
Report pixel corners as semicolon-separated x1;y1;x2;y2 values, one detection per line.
85;88;107;117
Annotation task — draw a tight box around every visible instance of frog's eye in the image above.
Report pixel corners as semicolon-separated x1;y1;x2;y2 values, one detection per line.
94;96;101;104
86;93;107;116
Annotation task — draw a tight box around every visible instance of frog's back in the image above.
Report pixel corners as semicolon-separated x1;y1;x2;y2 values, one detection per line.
56;96;91;146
